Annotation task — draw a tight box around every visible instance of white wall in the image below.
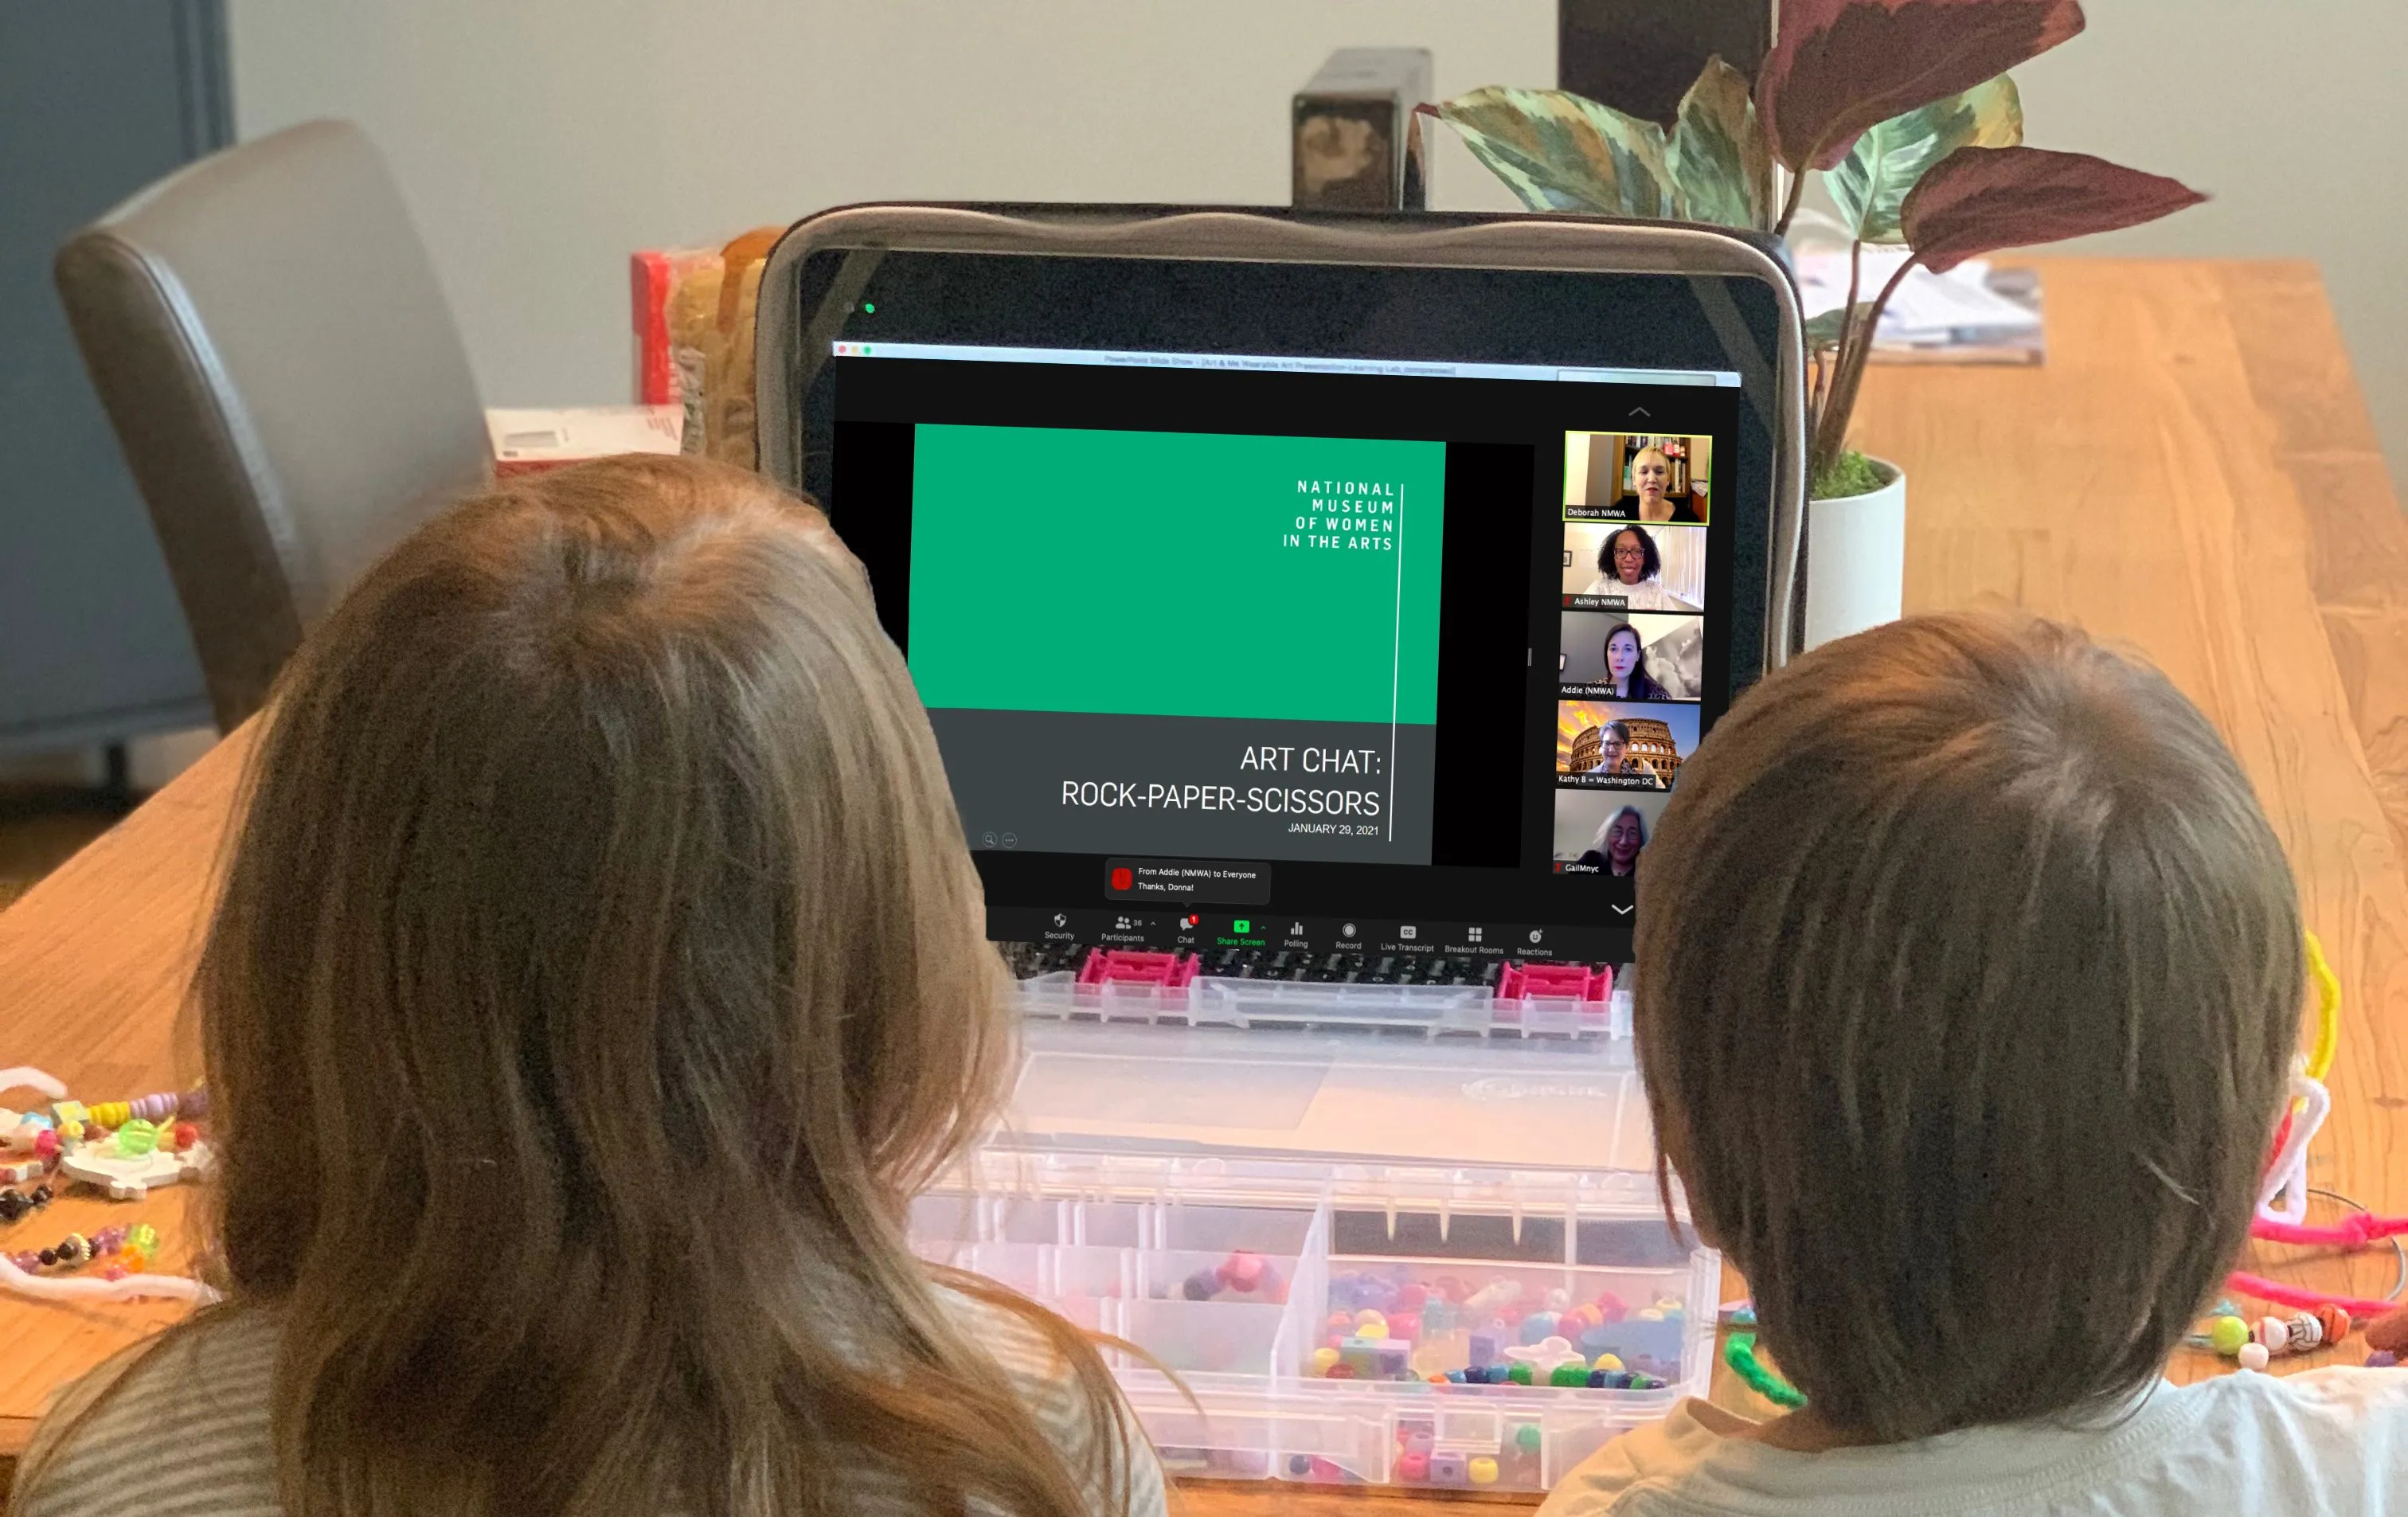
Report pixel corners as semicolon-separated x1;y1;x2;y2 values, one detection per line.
229;1;2406;490
2008;0;2408;486
226;0;1539;407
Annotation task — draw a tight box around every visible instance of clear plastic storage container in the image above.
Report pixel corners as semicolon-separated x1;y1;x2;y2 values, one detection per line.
910;1016;1713;1493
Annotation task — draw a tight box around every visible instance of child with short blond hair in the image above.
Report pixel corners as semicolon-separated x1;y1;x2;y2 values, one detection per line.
1545;612;2408;1515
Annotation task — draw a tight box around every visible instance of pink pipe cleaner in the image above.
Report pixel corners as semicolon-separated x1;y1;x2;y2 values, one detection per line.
2252;1212;2408;1249
2226;1271;2399;1320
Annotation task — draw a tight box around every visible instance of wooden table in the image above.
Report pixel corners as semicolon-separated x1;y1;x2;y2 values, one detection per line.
2;260;2405;1514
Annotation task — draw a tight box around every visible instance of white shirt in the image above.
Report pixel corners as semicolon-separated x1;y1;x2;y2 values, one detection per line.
1540;1371;2408;1516
1581;575;1700;612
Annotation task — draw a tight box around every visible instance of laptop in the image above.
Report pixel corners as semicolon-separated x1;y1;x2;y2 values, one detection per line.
759;205;1801;1031
751;209;1806;1492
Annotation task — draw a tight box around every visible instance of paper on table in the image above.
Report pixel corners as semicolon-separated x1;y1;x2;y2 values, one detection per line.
1795;245;2044;364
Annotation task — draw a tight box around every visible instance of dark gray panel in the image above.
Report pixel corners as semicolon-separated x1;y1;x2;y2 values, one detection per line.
927;708;1437;865
0;5;221;748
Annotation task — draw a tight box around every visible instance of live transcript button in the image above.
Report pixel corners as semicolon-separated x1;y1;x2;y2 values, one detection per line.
1103;857;1273;905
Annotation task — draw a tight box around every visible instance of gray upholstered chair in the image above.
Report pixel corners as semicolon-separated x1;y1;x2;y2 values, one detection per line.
53;119;491;731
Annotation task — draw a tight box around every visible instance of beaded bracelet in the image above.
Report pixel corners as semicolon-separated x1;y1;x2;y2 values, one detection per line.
0;1181;52;1224
7;1222;159;1280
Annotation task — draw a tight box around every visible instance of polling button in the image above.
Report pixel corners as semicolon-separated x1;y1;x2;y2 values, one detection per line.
1104;857;1273;905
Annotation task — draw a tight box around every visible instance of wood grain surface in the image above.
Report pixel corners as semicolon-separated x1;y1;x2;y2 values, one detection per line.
1;260;2403;1515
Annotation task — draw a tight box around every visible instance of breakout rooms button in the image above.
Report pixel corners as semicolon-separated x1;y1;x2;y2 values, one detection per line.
1104;858;1274;905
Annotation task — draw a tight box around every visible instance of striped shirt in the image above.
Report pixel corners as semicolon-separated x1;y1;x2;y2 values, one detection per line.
15;1292;1167;1517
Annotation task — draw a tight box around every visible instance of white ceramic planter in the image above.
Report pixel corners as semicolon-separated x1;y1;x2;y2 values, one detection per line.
1803;456;1906;650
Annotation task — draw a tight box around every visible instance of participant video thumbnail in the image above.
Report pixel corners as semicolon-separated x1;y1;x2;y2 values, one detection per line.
1553;790;1671;876
1562;520;1706;612
1558;611;1702;702
1564;432;1713;524
1555;700;1698;789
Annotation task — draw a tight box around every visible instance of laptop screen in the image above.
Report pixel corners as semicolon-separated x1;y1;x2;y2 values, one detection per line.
799;243;1781;967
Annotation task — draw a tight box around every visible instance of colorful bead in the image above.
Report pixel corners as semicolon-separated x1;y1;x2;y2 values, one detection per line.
32;1128;57;1160
1355;1319;1389;1342
1592;1352;1624;1373
1467;1456;1499;1486
1515;1423;1542;1452
2208;1315;2250;1356
88;1102;129;1129
2254;1316;2290;1352
114;1118;160;1157
0;1190;26;1223
1395;1451;1429;1482
172;1121;200;1153
2238;1342;2270;1371
2286;1312;2324;1352
127;1223;158;1254
1550;1362;1589;1386
1429;1452;1466;1485
1506;1362;1533;1385
1312;1347;1341;1376
57;1234;87;1265
2368;1350;2399;1368
118;1245;147;1273
2317;1304;2353;1349
1218;1251;1265;1292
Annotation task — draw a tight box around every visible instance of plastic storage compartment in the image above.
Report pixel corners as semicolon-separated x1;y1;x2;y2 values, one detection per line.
1016;948;1633;1040
910;1136;1714;1494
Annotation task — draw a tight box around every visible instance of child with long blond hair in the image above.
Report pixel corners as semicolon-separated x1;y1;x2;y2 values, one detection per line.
18;455;1164;1517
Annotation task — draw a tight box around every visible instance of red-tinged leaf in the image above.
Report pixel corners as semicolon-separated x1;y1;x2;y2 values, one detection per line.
1900;145;2206;271
1758;0;2083;171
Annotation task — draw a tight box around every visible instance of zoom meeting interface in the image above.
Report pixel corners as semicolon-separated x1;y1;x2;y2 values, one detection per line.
831;340;1742;963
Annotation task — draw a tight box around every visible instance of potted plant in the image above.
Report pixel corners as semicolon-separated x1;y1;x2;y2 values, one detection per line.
1425;0;2203;647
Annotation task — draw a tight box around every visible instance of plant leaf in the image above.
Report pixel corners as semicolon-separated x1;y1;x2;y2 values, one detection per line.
1757;0;2081;171
1437;87;1671;217
1665;57;1773;230
1827;75;2021;242
1804;301;1881;350
1900;144;2206;272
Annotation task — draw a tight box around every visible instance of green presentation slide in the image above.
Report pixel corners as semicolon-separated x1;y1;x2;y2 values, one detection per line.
908;424;1446;724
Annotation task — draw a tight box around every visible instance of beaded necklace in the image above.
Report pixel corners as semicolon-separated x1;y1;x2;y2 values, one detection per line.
1722;1331;1806;1409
